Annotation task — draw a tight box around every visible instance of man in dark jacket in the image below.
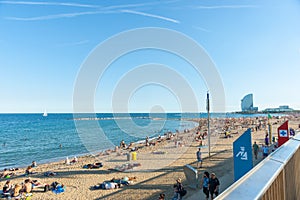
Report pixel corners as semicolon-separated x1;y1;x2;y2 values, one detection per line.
208;173;220;200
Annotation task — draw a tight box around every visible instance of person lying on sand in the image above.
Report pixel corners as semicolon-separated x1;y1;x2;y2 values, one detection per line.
50;181;65;194
83;162;103;169
0;168;15;178
27;178;48;189
109;176;137;186
92;181;120;190
105;182;119;189
44;171;57;177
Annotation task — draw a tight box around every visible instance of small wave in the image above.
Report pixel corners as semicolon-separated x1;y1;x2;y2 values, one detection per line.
73;116;152;121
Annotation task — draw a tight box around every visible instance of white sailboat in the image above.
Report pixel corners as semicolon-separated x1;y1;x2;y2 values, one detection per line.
43;110;48;117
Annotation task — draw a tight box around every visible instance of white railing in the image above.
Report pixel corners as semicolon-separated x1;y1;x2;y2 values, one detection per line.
215;132;300;200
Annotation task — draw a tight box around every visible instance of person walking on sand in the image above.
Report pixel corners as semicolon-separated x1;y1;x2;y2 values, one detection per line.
253;141;259;159
208;173;220;200
202;171;210;200
196;148;203;168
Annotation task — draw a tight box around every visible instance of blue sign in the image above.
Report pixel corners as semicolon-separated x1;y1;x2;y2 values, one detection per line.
233;128;253;181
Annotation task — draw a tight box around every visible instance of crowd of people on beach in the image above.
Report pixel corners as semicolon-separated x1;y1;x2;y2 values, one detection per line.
0;160;66;199
1;114;298;199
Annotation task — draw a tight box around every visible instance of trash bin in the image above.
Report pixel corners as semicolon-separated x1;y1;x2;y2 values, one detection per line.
132;152;137;161
127;153;131;161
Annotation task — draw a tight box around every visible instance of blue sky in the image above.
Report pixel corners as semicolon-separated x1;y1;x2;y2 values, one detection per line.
0;0;300;113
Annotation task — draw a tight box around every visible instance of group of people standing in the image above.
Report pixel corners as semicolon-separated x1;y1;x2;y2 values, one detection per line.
202;171;220;200
252;133;276;160
197;148;220;200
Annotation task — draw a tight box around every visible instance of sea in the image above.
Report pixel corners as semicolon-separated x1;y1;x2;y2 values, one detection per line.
0;113;270;170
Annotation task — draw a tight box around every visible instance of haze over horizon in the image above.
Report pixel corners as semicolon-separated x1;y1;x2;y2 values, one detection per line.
1;0;300;113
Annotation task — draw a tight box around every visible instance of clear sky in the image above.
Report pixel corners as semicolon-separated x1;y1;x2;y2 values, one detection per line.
0;0;300;113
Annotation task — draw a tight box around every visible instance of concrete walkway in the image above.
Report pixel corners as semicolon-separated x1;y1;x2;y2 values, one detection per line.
187;152;264;200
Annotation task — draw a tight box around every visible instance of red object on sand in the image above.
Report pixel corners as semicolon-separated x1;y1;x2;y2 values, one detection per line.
277;121;289;147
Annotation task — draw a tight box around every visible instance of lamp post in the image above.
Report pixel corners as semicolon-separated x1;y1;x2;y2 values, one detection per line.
207;91;211;157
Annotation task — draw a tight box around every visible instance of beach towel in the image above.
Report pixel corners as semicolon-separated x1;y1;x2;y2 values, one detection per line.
152;151;166;154
110;163;141;172
52;185;65;194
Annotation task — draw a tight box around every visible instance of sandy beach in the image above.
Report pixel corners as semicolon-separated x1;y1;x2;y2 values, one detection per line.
1;114;299;200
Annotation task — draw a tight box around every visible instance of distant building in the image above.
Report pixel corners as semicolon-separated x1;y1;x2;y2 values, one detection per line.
241;94;258;112
263;105;294;113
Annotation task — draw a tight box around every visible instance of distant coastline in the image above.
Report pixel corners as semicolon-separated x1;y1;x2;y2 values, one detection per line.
233;110;300;114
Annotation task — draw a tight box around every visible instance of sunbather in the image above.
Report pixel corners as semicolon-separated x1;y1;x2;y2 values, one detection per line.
0;168;15;178
107;182;119;189
2;180;13;194
70;156;78;164
23;179;33;193
25;166;36;175
50;181;65;194
44;171;57;177
12;184;22;197
84;162;103;169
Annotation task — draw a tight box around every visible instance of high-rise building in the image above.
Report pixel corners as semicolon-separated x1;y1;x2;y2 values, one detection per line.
241;94;258;112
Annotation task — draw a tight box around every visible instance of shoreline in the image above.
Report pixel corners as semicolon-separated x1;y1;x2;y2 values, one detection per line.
0;120;198;171
0;118;198;171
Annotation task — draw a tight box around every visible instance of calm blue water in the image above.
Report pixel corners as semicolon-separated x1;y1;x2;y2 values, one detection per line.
0;113;269;169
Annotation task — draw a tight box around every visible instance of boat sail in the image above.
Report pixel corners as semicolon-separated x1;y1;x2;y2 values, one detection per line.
43;110;48;117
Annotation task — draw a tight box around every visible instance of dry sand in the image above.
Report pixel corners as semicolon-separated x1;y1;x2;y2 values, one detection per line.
1;115;299;200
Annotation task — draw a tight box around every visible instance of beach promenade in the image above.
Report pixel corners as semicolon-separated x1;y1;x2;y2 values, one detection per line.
0;115;298;200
